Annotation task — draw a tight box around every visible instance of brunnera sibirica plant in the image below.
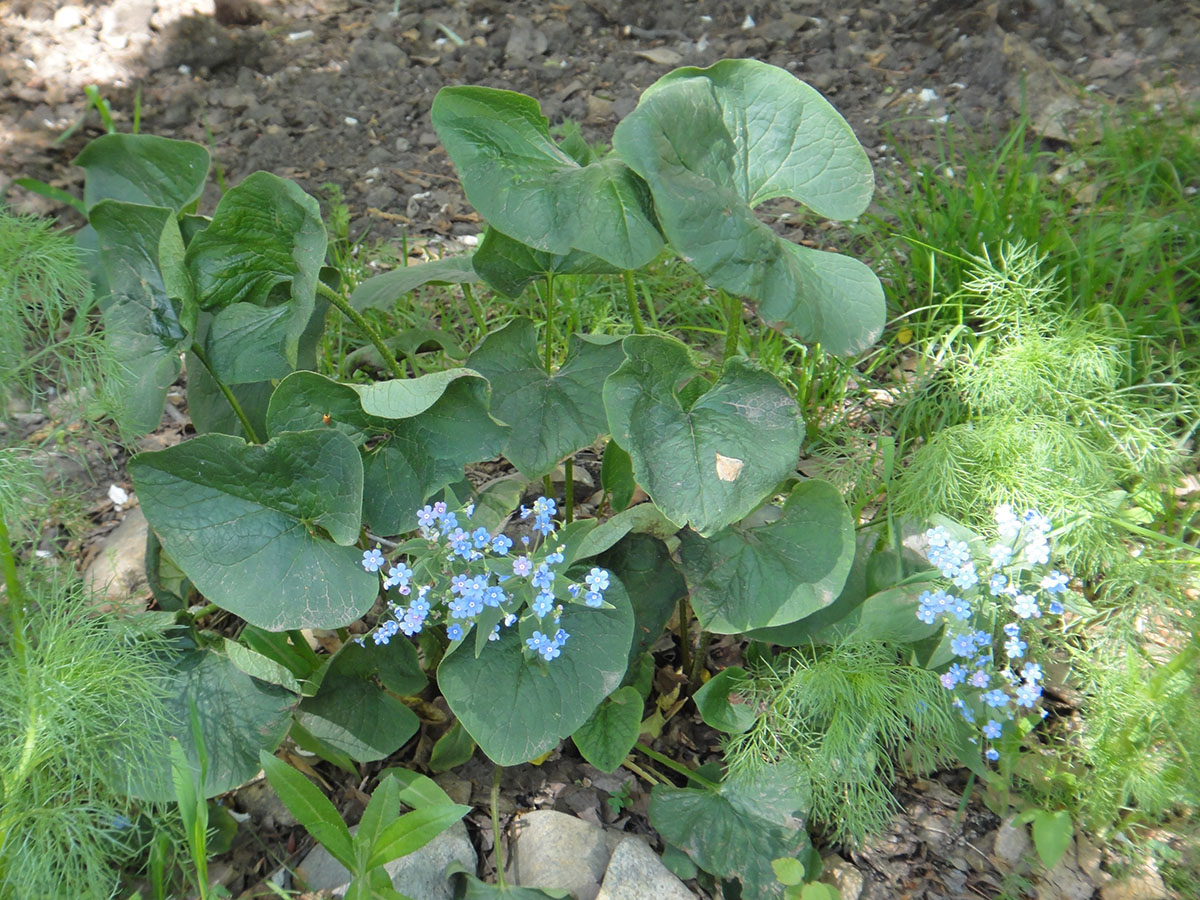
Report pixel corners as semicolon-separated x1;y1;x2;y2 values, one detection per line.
27;56;1054;898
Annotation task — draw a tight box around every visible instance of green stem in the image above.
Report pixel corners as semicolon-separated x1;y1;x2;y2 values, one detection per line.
543;274;556;374
720;289;742;363
0;507;29;671
492;764;507;888
189;344;262;444
634;744;721;791
622;270;646;335
462;282;486;335
676;595;691;683
317;280;406;380
564;458;574;524
287;630;322;668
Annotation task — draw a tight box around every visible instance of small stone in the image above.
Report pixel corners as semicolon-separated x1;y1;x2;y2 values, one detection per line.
992;816;1032;872
235;778;299;830
821;855;866;900
506;810;621;900
53;5;85;28
82;507;149;611
595;837;693;900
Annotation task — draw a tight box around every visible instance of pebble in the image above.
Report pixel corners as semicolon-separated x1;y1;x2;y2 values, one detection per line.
82;506;149;610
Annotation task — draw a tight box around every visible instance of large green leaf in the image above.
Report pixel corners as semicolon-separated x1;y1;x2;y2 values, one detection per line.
650;764;810;900
432;87;662;269
184;172;325;381
603;335;803;536
471;227;621;299
124;642;297;802
75;133;210;213
351;255;479;312
266;370;507;535
89;200;193;434
437;577;634;765
571;685;643;772
612;59;883;355
296;641;423;762
594;531;684;668
678;480;855;633
466;319;624;478
129;430;378;630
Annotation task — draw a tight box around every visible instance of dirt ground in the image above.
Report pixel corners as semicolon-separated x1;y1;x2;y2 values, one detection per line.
3;1;1200;897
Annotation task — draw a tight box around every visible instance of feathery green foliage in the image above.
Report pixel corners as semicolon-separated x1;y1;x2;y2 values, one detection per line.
0;207;114;421
0;575;176;900
724;639;960;847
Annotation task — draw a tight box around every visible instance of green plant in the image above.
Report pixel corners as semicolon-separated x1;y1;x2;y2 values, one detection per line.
719;639;959;847
0;562;175;899
260;754;468;900
0;207;114;421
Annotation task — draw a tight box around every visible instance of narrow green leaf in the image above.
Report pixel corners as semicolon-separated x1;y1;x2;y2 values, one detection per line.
381;770;457;810
357;776;402;863
366;805;470;870
260;750;356;869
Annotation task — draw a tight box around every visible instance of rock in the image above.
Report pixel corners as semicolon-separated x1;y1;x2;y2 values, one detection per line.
53;5;85;28
101;0;155;43
82;507;149;610
595;836;693;900
504;16;548;66
1099;862;1168;900
349;38;409;73
296;820;475;900
991;816;1032;872
235;777;299;830
822;855;866;900
1036;845;1094;900
506;809;621;900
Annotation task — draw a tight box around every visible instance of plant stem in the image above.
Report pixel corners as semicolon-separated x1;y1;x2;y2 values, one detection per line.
634;743;721;791
317;280;406;380
564;458;574;523
0;506;30;671
462;283;486;335
542;274;556;374
622;270;646;335
491;764;507;888
676;595;691;682
189;344;262;444
720;289;742;363
689;630;710;689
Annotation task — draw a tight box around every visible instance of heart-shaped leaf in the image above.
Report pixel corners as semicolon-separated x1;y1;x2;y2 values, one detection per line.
266;370;507;535
571;685;644;772
75;133;210;213
595;532;685;668
693;666;756;734
351;255;479;312
612;59;883;355
184;172;325;381
679;480;855;633
437;576;634;765
89;200;193;434
650;764;810;900
432;87;662;269
471;227;622;299
603;334;804;536
296;641;422;762
122;642;297;802
466;318;625;478
129;430;378;630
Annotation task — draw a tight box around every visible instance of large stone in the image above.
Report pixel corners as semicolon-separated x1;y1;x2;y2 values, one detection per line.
506;809;622;900
296;820;475;900
82;506;149;610
595;836;694;900
991;816;1033;872
1099;862;1168;900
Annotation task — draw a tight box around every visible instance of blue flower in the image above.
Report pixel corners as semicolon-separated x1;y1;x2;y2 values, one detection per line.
951;633;977;657
440;511;459;533
1015;683;1042;708
362;547;385;572
491;534;514;555
585;567;610;592
472;527;491;549
584;590;603;608
1023;537;1050;566
526;630;550;653
983;689;1009;709
531;565;555;590
447;623;464;641
546;548;565;566
989;544;1014;568
1021;662;1043;683
983;719;1003;740
941;663;968;689
512;555;533;577
1005;636;1028;659
969;669;990;688
383;562;413;590
989;573;1008;596
483;585;506;607
417;505;437;529
1047;599;1064;615
1012;594;1040;620
531;591;555;617
1040;570;1069;593
917;590;939;624
985;748;1000;761
540;640;561;661
1003;622;1021;638
972;630;992;648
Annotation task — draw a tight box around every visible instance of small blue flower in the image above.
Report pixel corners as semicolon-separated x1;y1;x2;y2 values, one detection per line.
531;591;555;617
483;585;506;607
447;623;464;641
1015;683;1042;708
526;630;550;653
951;633;977;657
545;548;565;566
584;590;603;608
1023;537;1050;566
989;544;1014;568
472;527;491;549
917;590;939;624
585;567;610;592
969;669;990;688
512;555;533;577
362;547;385;572
983;719;1003;740
1012;594;1040;620
1003;622;1021;638
417;505;437;529
531;565;555;589
492;534;514;555
1040;570;1069;593
989;573;1008;596
1022;661;1043;683
985;748;1000;761
983;689;1009;709
1005;636;1028;659
941;663;968;689
1047;599;1064;615
540;641;561;661
972;630;991;648
440;511;459;533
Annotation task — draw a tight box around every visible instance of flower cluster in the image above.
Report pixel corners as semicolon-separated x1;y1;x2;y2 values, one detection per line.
358;497;612;663
917;505;1070;762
